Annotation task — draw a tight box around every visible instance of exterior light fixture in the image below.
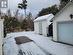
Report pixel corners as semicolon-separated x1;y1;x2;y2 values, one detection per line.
70;14;73;19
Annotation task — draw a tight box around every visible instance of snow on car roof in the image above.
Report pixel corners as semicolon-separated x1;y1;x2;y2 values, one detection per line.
34;14;54;22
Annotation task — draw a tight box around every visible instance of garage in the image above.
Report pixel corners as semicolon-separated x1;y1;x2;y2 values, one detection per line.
58;21;73;45
52;1;73;45
34;14;54;36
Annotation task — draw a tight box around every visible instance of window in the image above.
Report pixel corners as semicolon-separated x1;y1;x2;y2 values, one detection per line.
1;1;7;8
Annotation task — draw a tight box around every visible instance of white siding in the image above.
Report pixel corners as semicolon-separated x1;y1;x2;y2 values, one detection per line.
34;20;48;36
39;22;42;34
34;14;54;36
53;3;73;41
0;19;4;55
34;22;40;34
42;20;47;36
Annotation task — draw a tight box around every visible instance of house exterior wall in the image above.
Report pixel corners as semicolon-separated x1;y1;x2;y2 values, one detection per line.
34;22;40;34
53;4;73;41
0;19;4;55
34;20;48;36
42;20;47;36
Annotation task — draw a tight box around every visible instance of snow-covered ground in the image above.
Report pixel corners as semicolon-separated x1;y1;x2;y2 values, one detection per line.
3;31;73;55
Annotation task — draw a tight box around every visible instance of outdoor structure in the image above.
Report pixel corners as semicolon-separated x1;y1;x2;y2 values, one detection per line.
52;1;73;45
0;0;7;55
0;0;7;8
0;18;4;55
34;14;54;36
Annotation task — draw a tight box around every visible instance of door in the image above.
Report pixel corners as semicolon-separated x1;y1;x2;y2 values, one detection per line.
39;22;42;35
58;21;73;45
48;23;53;36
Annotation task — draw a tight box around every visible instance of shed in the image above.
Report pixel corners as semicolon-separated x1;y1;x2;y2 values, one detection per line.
52;1;73;45
34;14;54;36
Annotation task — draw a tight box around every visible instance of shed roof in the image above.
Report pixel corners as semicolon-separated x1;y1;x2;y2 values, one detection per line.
34;14;54;22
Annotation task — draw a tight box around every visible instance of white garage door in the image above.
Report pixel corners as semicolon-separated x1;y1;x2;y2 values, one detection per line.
58;21;73;45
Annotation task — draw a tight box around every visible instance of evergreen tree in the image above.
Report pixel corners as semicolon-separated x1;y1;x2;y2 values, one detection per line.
59;0;70;10
18;0;27;18
37;5;59;17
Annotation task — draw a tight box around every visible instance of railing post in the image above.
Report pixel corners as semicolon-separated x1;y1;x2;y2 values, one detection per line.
0;18;4;55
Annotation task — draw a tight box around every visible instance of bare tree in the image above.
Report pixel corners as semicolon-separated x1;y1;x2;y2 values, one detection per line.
15;9;19;18
7;9;11;17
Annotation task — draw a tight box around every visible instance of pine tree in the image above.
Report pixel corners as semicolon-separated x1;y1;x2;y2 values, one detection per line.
37;5;59;17
59;0;70;10
18;0;27;18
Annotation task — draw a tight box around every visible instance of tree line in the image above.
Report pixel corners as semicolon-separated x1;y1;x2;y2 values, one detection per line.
37;0;70;17
2;0;70;37
1;10;34;37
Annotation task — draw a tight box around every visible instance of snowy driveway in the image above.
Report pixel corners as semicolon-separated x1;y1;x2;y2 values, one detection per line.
3;32;51;55
3;31;73;55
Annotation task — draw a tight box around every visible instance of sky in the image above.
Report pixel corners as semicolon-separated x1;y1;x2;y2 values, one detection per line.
1;0;60;17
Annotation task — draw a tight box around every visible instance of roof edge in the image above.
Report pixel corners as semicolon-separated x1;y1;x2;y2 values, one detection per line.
50;1;73;22
34;14;54;22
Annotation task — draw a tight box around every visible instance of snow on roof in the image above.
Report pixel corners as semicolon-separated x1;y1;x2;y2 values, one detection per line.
34;14;54;22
